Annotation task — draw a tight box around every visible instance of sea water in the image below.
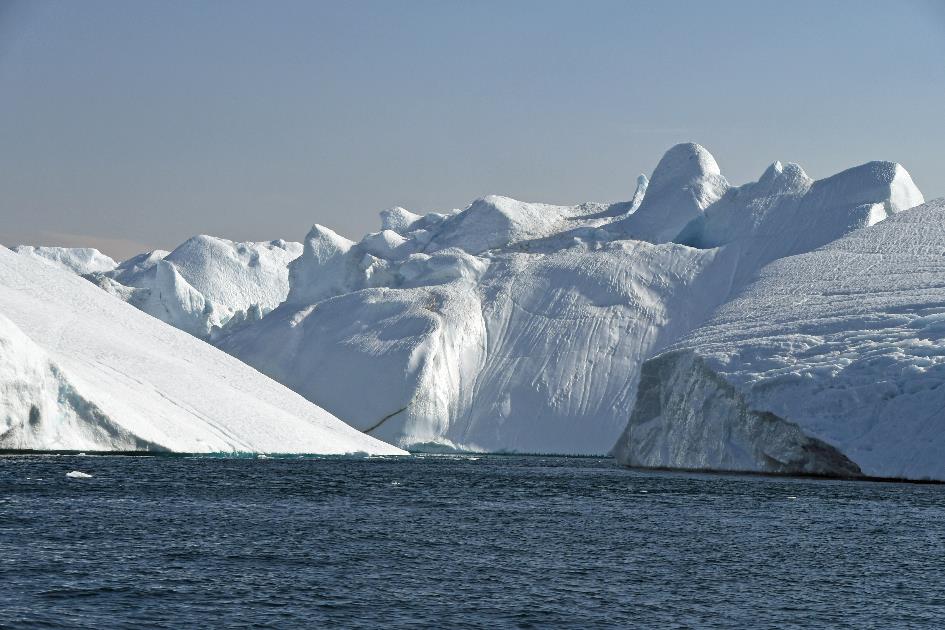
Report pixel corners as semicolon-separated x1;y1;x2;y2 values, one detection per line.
2;454;944;628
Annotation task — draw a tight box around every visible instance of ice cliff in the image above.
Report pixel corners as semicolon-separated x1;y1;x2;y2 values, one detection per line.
16;143;929;470
0;246;405;455
615;199;945;480
219;143;924;456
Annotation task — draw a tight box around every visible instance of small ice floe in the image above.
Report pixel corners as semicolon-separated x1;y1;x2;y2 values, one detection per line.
787;496;798;500
390;481;402;486
256;454;269;459
639;490;648;494
66;471;92;479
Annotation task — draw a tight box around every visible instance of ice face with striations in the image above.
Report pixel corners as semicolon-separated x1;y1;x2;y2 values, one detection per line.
220;143;923;456
10;245;118;275
615;198;945;480
89;236;302;340
0;246;405;455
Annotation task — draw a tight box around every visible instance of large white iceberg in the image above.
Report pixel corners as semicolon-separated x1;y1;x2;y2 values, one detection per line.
220;143;924;455
615;198;945;480
0;246;405;455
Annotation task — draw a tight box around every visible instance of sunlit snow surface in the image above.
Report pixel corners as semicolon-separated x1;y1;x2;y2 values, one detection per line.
219;143;925;459
10;245;117;275
616;199;945;480
0;246;405;455
88;236;302;339
11;142;932;472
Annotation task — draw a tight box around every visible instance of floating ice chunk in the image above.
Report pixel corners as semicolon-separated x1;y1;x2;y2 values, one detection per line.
66;471;92;479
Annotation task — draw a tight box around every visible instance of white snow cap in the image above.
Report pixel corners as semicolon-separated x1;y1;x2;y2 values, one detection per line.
10;246;117;275
611;143;729;243
646;142;722;192
380;207;423;234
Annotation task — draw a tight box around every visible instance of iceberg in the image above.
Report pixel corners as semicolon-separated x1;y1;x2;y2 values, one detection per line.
0;246;405;455
614;198;945;480
220;143;923;455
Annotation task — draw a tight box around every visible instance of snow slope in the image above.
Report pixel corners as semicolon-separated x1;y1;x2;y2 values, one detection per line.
615;198;945;480
0;246;405;455
221;143;923;455
90;236;302;339
10;245;117;275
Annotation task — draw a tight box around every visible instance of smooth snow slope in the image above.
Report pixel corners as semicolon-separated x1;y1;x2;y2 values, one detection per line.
10;245;117;275
0;246;405;455
615;198;945;480
90;236;302;339
221;143;923;455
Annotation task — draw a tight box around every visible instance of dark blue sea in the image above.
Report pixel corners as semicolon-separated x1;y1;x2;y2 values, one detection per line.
2;454;944;628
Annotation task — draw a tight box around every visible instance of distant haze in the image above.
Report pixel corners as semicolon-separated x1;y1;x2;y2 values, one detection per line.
2;0;944;260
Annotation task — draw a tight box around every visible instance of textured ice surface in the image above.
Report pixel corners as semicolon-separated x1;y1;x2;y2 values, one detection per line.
90;236;302;339
0;246;405;455
10;246;117;275
22;143;924;462
616;199;945;480
221;143;924;456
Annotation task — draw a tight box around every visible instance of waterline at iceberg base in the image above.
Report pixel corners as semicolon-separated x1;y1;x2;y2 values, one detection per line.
218;143;930;470
12;142;945;481
615;198;945;481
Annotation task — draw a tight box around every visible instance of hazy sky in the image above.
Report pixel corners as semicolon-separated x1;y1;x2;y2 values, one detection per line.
2;0;944;259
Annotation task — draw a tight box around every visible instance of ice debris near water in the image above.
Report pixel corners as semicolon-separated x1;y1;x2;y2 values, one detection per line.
66;470;93;479
217;143;925;461
0;246;406;455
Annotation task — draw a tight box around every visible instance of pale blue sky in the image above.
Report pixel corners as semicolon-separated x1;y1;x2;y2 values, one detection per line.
2;0;944;258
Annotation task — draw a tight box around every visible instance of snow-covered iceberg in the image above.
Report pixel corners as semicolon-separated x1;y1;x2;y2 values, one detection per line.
10;245;118;275
88;236;302;339
615;198;945;480
0;245;405;455
220;143;924;455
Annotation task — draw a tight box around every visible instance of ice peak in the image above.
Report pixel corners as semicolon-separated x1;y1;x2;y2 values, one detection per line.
754;161;810;195
759;161;783;183
610;143;729;243
647;143;721;194
287;225;358;305
380;206;423;234
303;224;354;255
